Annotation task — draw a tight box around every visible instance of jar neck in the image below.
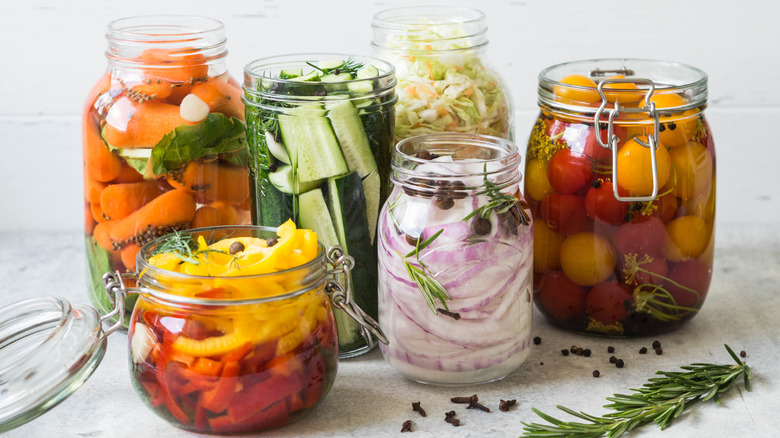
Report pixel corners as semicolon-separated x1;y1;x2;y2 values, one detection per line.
391;133;520;194
371;6;488;53
105;15;228;75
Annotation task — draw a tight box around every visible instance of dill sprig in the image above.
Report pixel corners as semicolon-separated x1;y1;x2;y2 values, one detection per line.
521;344;751;438
622;253;700;322
306;57;365;76
398;229;450;314
150;230;229;266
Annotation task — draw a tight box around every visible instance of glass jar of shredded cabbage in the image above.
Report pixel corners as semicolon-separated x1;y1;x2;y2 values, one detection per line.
372;6;513;143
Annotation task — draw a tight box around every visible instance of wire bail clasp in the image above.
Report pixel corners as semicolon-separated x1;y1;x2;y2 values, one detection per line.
594;77;661;203
100;271;128;341
325;246;388;348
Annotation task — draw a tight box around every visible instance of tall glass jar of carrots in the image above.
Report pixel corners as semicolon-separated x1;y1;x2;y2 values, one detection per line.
83;16;249;325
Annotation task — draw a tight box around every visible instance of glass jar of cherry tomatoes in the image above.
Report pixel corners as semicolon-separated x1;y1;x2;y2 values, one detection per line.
83;16;250;326
525;59;715;337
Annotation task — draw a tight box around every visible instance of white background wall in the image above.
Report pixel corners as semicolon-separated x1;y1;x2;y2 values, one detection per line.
1;0;777;232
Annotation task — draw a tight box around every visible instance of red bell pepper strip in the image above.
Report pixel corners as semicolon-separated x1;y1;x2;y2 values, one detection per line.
209;401;289;434
220;341;253;363
154;361;190;425
226;372;302;423
191;357;223;377
199;360;239;413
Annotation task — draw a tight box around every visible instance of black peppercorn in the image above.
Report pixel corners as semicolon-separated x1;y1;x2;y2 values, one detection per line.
415;150;433;160
229;241;245;255
652;340;661;349
639;347;648;354
607;346;615;353
609;356;617;364
740;350;747;358
473;217;492;235
405;234;419;246
434;196;455;210
615;359;625;368
583;349;592;357
592;370;600;378
533;336;542;345
655;347;663;355
561;349;570;356
266;237;278;247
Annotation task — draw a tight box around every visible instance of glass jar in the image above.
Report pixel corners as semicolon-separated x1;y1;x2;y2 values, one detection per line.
243;54;396;358
83;16;250;326
372;6;513;143
0;225;384;434
378;133;533;386
525;59;715;337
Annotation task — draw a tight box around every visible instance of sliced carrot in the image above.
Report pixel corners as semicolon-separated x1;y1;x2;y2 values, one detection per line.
139;48;208;84
94;220;118;251
168;161;249;205
85;177;106;204
85;204;96;235
100;181;165;221
166;83;195;105
120;242;140;271
109;189;197;246
84;113;122;182
104;101;188;149
190;78;244;120
112;161;146;183
128;78;173;102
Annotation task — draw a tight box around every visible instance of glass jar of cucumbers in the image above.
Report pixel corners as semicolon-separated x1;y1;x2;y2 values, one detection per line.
243;54;397;358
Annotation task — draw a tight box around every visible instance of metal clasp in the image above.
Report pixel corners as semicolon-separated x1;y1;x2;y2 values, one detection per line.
594;78;661;203
99;271;132;341
325;246;388;348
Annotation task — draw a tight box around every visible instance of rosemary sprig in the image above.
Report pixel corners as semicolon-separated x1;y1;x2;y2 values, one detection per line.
399;229;450;314
463;178;518;222
305;57;365;76
521;345;751;438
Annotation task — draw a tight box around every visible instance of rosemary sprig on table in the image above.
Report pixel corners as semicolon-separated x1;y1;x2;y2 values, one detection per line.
399;229;450;314
521;344;751;438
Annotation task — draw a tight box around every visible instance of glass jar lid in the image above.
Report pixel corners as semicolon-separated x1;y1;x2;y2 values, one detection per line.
0;297;107;432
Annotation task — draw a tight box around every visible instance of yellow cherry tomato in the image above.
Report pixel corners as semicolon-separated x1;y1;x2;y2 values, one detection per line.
669;141;713;200
602;75;644;104
663;215;710;262
616;136;671;197
533;221;564;273
649;93;699;148
554;74;601;104
560;232;616;286
525;158;554;202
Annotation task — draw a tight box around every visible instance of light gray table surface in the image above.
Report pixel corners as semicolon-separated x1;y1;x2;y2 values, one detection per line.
1;223;778;437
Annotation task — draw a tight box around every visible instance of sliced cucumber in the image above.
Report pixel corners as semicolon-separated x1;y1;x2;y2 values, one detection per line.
279;103;348;182
280;68;303;79
265;131;290;164
326;100;377;179
258;180;295;226
361;171;381;243
268;165;322;194
290;71;320;82
320;73;353;83
356;65;379;79
318;60;345;70
298;188;339;249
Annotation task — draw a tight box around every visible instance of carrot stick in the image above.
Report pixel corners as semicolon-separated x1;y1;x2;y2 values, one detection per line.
85;204;96;235
120;243;140;271
190;78;244;120
85;177;106;205
109;189;196;246
112;161;146;183
84;114;122;182
94;220;118;251
139;48;208;83
168;161;249;205
90;201;107;223
104;101;188;149
100;181;165;221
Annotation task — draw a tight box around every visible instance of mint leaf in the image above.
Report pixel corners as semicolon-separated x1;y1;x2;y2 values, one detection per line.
151;113;246;175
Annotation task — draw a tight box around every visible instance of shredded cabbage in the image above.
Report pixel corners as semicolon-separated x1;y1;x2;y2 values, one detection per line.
379;26;511;142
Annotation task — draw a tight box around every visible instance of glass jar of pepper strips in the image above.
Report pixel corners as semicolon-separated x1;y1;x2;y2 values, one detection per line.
82;16;250;327
525;59;715;336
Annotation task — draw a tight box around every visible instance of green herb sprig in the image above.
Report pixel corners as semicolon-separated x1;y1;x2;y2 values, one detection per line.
521;344;752;438
150;230;230;266
306;57;365;76
398;229;450;314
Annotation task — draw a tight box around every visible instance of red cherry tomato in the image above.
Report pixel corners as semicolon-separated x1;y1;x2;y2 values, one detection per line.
541;193;588;234
585;180;628;225
586;281;633;325
632;255;669;286
614;216;667;256
584;123;628;162
545;118;567;139
537;270;587;323
548;148;592;194
666;259;711;308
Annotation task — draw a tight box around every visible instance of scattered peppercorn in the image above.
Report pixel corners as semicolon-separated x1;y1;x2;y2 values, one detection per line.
434;196;455;210
473;217;492;235
412;401;426;417
266;237;278;247
592;370;600;378
583;349;592;357
655;347;663;355
609;356;617;364
740;350;747;358
639;347;648;354
499;399;517;412
539;362;544;366
533;336;542;345
562;349;570;356
652;340;661;349
229;241;245;255
401;420;412;432
607;346;615;353
616;359;625;368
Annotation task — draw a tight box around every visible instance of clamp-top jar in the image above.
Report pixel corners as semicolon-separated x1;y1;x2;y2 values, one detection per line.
525;59;715;337
83;16;249;326
372;6;513;143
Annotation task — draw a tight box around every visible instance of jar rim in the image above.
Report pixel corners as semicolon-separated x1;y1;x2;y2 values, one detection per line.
538;58;708;113
372;6;486;31
135;225;330;306
242;53;396;104
107;15;225;42
371;6;488;52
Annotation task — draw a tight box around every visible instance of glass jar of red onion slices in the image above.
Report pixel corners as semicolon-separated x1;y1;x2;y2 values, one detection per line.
377;133;533;386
